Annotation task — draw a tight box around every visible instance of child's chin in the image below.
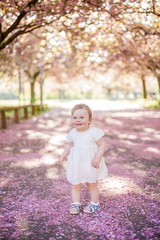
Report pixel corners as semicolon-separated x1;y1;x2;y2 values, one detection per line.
77;127;87;131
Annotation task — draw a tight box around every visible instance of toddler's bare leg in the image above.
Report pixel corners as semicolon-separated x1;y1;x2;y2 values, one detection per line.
71;183;82;203
87;182;99;204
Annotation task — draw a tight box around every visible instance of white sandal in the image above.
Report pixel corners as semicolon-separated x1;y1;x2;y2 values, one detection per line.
70;203;81;215
83;203;100;213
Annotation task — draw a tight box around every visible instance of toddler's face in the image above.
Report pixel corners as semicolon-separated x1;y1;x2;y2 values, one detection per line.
72;108;91;132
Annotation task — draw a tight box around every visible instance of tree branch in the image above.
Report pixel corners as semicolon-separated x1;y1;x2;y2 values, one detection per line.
0;0;39;41
0;24;41;51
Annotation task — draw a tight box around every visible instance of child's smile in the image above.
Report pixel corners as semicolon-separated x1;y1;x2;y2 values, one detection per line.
72;109;91;132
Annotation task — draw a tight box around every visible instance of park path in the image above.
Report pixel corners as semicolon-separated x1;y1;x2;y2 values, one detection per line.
0;100;160;240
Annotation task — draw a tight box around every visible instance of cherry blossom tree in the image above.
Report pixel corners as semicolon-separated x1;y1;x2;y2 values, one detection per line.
0;0;104;50
0;0;160;100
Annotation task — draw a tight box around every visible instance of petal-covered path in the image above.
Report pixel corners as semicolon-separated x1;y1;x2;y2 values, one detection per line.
0;100;160;240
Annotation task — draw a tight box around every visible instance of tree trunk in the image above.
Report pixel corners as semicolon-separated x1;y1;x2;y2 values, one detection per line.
141;75;147;99
157;76;160;95
18;68;22;106
30;70;40;104
59;88;65;99
39;64;44;106
30;81;35;103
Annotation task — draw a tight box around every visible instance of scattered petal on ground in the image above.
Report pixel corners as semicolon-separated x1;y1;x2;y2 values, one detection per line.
0;104;160;240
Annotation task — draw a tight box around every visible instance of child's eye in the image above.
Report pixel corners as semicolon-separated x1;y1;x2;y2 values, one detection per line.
73;117;77;119
80;116;84;119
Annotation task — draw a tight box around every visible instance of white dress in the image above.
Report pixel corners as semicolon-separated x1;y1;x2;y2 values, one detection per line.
66;127;108;185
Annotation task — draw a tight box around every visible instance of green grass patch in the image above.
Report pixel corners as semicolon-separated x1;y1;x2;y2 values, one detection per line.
142;98;160;109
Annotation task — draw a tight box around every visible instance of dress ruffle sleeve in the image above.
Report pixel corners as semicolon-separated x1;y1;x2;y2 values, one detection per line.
66;130;73;142
92;127;105;141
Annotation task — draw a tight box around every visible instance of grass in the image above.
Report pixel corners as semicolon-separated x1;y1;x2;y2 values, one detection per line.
141;98;160;109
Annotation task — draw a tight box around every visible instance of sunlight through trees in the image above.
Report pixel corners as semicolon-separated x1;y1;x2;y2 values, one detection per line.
0;0;160;102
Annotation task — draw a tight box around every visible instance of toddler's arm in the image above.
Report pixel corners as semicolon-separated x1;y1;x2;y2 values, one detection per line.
92;137;106;168
59;142;72;164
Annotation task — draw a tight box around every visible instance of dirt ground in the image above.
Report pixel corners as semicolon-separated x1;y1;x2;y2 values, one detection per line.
0;101;160;240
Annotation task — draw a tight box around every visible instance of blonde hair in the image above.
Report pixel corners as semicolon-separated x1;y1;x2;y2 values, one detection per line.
71;104;92;120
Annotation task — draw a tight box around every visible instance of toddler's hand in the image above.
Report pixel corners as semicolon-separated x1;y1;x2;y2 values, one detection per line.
92;159;100;169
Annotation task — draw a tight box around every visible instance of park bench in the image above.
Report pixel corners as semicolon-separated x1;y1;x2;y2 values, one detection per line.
0;104;47;129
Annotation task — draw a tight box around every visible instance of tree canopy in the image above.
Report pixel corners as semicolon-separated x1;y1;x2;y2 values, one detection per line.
0;0;160;100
